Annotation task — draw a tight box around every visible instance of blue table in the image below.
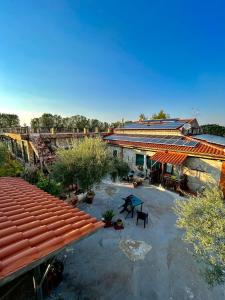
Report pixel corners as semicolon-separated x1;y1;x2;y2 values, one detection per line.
120;194;144;218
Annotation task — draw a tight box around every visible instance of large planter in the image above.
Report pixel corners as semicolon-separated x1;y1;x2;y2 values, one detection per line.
86;191;95;204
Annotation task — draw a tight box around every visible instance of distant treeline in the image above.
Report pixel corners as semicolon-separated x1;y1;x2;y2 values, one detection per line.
201;124;225;137
0;112;122;132
0;113;20;128
30;113;111;132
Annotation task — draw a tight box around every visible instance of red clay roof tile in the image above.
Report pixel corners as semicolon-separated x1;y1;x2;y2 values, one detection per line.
0;177;104;285
151;152;187;165
107;137;225;159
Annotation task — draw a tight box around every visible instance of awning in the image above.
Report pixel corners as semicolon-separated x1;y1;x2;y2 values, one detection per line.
151;151;187;165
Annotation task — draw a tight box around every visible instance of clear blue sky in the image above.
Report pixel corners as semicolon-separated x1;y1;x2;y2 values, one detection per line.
0;0;225;125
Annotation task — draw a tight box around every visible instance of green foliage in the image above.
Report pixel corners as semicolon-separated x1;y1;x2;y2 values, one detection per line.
102;209;115;221
22;165;41;184
30;117;40;129
152;110;170;119
139;113;147;121
109;157;130;181
30;113;109;132
36;176;62;197
201;124;225;137
0;143;23;176
174;186;225;286
52;137;111;192
0;113;20;128
51;148;78;189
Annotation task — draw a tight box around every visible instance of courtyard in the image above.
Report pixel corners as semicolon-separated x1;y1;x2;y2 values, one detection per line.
48;182;225;300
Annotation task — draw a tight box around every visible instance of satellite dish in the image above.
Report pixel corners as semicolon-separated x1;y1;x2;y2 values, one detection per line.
182;123;191;130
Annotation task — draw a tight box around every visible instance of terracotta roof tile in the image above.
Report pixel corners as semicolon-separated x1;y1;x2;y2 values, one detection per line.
151;151;187;165
107;138;225;159
0;177;104;284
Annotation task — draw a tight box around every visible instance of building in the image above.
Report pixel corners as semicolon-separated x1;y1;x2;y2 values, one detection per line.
0;127;102;169
104;118;225;195
0;177;103;298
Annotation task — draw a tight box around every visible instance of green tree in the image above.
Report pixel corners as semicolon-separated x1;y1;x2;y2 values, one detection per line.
30;117;40;129
174;186;225;286
109;157;130;182
52;137;111;192
0;143;23;176
0;113;20;128
110;121;121;128
152;110;170;119
201;124;225;137
139;113;146;121
39;113;55;128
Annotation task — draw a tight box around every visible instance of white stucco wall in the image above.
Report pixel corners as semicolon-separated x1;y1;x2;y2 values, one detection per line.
108;145;223;192
183;157;222;191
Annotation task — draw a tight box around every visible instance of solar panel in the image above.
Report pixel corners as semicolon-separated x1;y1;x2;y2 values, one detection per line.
120;121;185;130
193;134;225;147
104;135;198;147
185;141;199;147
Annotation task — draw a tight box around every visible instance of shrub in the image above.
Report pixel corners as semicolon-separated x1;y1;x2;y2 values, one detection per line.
36;176;62;197
174;186;225;286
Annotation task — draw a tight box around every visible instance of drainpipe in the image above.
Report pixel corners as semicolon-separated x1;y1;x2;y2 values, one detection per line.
143;155;147;177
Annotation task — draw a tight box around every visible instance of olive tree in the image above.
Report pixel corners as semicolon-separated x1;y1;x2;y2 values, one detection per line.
109;157;130;182
174;186;225;286
52;137;111;192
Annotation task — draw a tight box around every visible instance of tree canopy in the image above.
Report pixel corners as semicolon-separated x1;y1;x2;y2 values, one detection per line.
52;137;111;191
174;187;225;286
152;110;170;119
0;113;20;128
30;113;109;132
139;113;147;121
201;124;225;137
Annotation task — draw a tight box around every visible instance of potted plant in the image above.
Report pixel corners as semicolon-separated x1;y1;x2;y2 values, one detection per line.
86;190;96;204
114;218;124;230
102;209;115;227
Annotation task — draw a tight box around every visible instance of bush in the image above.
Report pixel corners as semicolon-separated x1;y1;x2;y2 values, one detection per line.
109;157;130;181
22;165;41;184
174;186;225;286
36;176;62;197
0;142;23;176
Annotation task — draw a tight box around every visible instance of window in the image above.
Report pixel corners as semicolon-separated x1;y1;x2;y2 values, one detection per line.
147;157;161;170
136;154;144;166
165;163;173;174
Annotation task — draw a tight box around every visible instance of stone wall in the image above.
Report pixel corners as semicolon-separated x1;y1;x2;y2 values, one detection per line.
182;157;222;191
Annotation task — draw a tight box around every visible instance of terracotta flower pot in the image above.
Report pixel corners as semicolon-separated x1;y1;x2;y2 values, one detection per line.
86;191;95;204
104;220;113;228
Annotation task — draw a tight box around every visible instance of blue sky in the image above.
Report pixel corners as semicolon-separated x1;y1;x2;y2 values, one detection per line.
0;0;225;125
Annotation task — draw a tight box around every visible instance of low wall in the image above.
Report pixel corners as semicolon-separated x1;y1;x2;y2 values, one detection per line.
183;157;222;191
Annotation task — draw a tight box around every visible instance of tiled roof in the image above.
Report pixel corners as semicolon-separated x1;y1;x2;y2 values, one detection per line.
106;137;225;159
0;177;103;285
151;152;187;165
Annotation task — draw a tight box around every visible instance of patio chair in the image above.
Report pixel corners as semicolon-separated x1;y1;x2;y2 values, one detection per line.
136;211;148;228
119;196;133;218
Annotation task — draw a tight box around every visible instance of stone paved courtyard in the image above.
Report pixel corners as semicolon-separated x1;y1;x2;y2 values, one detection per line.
48;181;225;300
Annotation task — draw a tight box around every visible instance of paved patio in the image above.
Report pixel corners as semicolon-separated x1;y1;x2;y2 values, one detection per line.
49;181;225;300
